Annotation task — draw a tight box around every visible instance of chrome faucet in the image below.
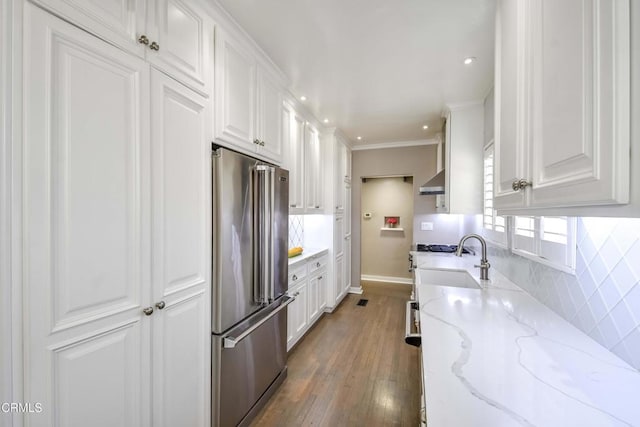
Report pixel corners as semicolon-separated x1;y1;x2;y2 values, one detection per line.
455;234;490;280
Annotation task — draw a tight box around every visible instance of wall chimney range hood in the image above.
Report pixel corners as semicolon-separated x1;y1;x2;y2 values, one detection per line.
419;169;445;195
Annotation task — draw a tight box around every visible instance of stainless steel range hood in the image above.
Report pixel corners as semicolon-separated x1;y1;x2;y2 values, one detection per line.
419;169;445;195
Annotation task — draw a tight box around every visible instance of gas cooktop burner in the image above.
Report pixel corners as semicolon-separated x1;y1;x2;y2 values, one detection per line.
416;244;472;254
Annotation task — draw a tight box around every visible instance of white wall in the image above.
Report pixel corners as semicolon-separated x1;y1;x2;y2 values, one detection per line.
1;0;15;423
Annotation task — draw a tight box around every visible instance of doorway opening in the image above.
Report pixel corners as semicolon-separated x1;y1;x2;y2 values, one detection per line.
360;175;414;285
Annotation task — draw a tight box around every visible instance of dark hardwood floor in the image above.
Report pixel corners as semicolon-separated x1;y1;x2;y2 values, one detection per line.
250;281;420;427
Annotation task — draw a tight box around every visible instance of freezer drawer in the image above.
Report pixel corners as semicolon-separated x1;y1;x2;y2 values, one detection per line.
213;297;290;426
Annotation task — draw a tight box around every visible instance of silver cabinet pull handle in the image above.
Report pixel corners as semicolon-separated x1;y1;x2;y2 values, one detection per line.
512;178;532;191
155;301;166;310
143;307;154;316
149;41;160;51
318;276;323;280
138;34;149;45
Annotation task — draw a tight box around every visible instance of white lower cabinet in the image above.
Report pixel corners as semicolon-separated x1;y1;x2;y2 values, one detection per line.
22;5;210;426
287;252;328;351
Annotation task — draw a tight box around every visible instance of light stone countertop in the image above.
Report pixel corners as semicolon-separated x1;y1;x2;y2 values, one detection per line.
287;247;328;267
414;253;640;427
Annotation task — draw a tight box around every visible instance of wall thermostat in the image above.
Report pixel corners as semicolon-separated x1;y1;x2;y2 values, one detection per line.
363;213;372;219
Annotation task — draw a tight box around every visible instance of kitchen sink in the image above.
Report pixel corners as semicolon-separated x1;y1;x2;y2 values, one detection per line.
417;269;480;289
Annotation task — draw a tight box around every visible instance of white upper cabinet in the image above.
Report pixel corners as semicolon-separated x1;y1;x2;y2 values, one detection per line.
494;0;630;213
214;28;284;163
282;102;305;212
34;0;213;96
437;105;484;214
146;0;213;96
214;29;256;153
304;124;323;211
255;67;283;162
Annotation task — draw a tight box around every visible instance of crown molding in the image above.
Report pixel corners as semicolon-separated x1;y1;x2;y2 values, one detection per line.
351;139;438;151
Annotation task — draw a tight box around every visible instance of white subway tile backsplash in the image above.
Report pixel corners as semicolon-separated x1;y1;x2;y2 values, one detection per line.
489;217;640;370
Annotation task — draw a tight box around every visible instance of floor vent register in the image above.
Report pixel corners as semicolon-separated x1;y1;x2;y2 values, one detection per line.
356;299;369;306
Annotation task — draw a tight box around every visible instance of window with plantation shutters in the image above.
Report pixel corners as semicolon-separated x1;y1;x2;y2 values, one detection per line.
482;144;507;245
512;216;576;272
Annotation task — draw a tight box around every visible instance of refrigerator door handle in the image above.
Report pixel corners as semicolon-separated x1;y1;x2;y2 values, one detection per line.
254;164;274;305
222;296;295;348
267;166;276;301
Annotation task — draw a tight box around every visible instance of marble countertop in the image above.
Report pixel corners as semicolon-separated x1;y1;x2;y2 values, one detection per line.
288;247;328;266
415;253;640;426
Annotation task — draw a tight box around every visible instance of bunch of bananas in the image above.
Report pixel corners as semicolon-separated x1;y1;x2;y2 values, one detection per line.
288;247;303;258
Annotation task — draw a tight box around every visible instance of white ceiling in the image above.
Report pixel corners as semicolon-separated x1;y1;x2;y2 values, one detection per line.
217;0;496;146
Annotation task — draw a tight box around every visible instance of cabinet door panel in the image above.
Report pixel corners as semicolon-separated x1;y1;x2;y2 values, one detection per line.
334;256;344;304
147;0;211;96
494;0;527;209
289;111;306;211
308;276;319;321
334;215;344;258
530;0;629;207
53;323;143;427
32;0;146;56
23;5;151;425
256;68;283;162
215;30;256;152
150;70;210;427
152;292;209;427
304;125;321;210
151;70;209;297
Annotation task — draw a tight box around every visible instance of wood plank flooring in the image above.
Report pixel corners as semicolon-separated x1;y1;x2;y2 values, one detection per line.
250;282;420;427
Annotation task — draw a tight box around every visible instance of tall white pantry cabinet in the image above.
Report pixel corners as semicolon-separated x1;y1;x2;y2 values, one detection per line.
15;1;212;426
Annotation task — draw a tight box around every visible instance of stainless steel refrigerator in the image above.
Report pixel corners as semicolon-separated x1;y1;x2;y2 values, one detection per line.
211;145;292;427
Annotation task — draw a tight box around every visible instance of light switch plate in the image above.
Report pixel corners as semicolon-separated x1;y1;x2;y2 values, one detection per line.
421;222;434;231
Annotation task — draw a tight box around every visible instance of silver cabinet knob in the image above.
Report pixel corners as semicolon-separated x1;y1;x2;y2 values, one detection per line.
149;41;160;51
512;178;532;191
292;274;298;281
143;307;154;316
315;205;320;209
155;301;166;310
138;34;149;45
253;139;260;145
316;262;321;267
318;276;323;280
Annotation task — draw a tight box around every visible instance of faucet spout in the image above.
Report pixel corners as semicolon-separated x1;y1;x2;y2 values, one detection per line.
455;234;490;281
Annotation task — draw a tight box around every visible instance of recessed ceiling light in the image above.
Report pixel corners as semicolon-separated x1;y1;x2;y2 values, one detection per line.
300;95;307;101
357;136;362;140
463;57;476;65
323;118;329;123
422;125;429;130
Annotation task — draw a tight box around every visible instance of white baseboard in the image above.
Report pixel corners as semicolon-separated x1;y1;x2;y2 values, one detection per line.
348;286;363;294
360;274;413;285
